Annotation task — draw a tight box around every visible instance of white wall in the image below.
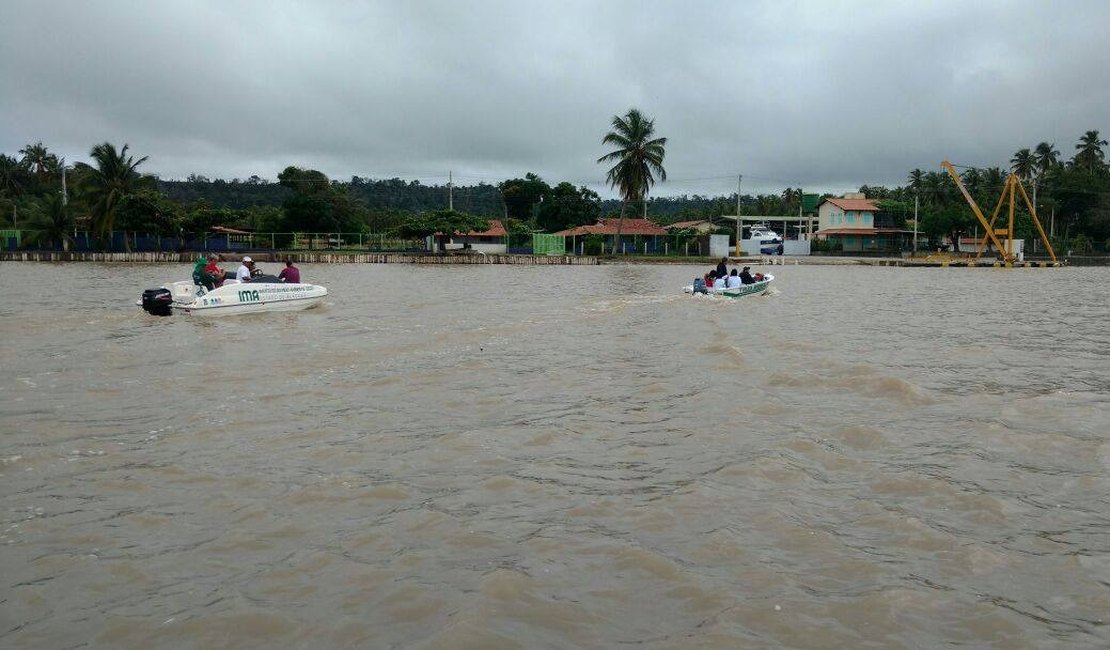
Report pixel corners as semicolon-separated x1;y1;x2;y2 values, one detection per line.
784;240;811;255
709;234;730;257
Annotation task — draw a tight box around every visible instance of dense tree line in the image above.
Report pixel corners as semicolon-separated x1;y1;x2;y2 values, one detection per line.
2;129;1106;253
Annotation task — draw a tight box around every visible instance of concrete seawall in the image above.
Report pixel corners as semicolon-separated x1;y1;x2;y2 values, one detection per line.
0;251;600;265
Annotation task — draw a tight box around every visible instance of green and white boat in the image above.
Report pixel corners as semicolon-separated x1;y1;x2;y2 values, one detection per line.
685;273;774;298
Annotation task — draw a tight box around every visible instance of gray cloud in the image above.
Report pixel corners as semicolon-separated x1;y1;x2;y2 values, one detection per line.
3;0;1108;197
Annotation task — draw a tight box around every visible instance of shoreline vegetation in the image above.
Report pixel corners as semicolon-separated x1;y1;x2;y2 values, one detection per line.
3;126;1107;259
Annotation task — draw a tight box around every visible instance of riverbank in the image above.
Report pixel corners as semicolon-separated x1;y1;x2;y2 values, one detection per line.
0;250;1086;266
0;251;600;265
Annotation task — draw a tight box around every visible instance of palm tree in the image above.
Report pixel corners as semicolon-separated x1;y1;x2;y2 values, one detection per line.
19;142;58;184
73;143;151;246
907;169;924;196
0;154;30;198
1073;130;1107;173
1034;142;1059;174
982;167;1007;195
1010;148;1035;180
960;168;982;197
25;194;75;251
921;171;949;208
597;108;667;255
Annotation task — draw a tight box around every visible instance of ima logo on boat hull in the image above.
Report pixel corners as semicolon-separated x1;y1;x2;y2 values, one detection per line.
238;289;261;302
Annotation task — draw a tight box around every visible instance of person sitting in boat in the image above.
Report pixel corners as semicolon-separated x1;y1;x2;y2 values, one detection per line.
278;259;301;283
712;272;728;290
237;256;255;282
726;269;742;288
739;267;754;284
704;270;715;287
201;254;224;289
192;256;208;288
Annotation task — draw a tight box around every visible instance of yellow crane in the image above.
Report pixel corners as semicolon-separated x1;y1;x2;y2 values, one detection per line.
940;160;1056;264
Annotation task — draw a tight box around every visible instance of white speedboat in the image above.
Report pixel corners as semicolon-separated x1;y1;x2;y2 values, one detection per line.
744;225;784;255
139;275;328;316
684;273;774;298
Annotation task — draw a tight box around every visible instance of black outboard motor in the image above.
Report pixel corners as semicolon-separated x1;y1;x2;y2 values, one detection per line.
140;288;174;316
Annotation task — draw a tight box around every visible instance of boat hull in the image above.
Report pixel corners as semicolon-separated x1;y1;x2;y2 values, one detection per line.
138;280;328;316
685;274;774;298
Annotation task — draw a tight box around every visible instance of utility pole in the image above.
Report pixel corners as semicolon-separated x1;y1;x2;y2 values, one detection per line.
735;174;742;256
448;171;453;211
913;194;919;255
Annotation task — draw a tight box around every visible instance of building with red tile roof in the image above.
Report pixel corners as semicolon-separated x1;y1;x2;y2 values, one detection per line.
815;194;909;252
457;219;506;238
444;219;508;253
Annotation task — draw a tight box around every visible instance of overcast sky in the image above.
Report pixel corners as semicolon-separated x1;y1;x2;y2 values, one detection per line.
2;0;1108;198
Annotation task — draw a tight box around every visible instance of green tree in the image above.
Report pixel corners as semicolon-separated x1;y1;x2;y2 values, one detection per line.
1034;142;1060;174
24;194;75;250
597;108;667;254
907;169;924;196
116;189;183;236
1010;148;1035;180
0;153;31;200
919;206;973;251
73;143;152;246
1072;130;1108;174
277;166;368;232
498;173;550;224
534;182;600;232
19;142;59;185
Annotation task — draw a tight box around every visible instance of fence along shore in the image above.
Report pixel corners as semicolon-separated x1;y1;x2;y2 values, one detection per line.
0;251;600;264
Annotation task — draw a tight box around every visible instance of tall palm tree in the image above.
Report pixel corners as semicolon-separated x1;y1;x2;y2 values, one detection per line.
982;167;1007;192
1010;148;1035;180
0;154;30;198
1034;142;1059;174
597;108;667;255
921;171;948;207
960;168;982;196
19;142;58;184
73;143;151;245
1073;130;1107;173
907;169;924;196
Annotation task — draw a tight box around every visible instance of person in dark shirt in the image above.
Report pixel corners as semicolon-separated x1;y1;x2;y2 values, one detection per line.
278;259;301;283
739;266;754;284
716;257;728;277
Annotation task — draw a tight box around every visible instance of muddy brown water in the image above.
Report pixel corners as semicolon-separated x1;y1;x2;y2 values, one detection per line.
2;262;1108;648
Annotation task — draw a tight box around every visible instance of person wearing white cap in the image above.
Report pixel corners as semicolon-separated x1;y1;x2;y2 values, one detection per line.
236;256;255;282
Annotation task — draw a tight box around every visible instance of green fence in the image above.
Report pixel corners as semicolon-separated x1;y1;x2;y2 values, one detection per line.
532;234;565;255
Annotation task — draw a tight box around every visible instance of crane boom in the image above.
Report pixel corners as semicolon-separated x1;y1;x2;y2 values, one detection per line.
941;160;1012;262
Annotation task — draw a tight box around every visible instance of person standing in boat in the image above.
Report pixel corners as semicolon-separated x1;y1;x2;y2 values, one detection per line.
716;257;729;278
739;267;754;284
278;259;301;283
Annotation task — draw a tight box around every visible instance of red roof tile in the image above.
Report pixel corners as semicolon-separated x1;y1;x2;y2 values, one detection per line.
459;219;506;237
554;218;668;236
668;219;713;229
816;227;906;235
821;197;880;212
